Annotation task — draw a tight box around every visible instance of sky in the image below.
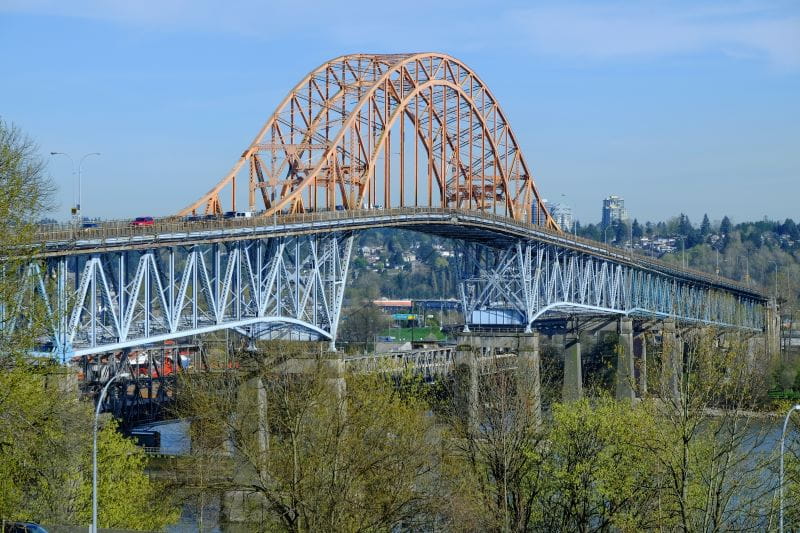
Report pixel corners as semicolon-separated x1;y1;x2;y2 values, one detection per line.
1;0;798;225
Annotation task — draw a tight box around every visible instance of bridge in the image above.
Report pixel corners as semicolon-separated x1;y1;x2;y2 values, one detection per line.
15;53;767;362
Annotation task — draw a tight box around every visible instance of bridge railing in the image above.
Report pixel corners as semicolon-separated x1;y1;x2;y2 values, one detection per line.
33;207;761;296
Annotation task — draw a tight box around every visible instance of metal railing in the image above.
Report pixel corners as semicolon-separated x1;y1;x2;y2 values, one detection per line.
33;207;765;298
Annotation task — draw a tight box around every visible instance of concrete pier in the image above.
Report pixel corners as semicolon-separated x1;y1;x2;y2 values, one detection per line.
563;326;582;402
616;318;635;401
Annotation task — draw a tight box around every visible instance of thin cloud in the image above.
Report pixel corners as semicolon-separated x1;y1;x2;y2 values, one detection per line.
2;0;798;69
505;2;800;69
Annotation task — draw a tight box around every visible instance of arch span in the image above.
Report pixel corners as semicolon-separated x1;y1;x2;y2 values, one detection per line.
178;53;559;230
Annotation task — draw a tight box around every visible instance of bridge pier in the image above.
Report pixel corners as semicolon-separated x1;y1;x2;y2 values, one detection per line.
616;318;635;401
455;331;542;429
661;319;683;401
454;341;479;432
563;323;582;402
634;331;648;396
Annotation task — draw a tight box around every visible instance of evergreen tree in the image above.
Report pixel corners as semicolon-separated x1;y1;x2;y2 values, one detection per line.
720;216;732;236
632;219;643;239
782;218;799;240
700;213;711;236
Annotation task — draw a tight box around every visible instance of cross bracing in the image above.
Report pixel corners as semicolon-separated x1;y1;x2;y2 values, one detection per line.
25;233;353;361
20;207;767;360
459;241;764;332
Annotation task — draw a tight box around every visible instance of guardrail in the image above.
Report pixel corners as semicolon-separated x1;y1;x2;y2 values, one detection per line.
32;207;765;299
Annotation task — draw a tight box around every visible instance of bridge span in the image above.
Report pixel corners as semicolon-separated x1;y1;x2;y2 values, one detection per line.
25;206;766;360
9;52;768;360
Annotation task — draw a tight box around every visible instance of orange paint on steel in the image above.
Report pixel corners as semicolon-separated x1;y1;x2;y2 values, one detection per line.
176;53;558;231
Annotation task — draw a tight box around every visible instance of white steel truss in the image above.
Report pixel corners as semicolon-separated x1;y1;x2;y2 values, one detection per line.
28;233;353;361
15;231;766;362
459;241;764;332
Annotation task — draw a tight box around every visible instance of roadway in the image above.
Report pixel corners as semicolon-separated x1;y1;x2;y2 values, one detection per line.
33;207;766;302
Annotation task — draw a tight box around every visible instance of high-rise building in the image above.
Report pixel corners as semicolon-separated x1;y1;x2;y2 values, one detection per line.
602;195;628;227
538;199;573;230
550;203;573;231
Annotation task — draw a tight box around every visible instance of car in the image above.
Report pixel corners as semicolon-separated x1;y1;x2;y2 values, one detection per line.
183;215;202;222
81;221;99;229
223;211;253;219
335;205;345;211
130;216;154;227
3;523;49;533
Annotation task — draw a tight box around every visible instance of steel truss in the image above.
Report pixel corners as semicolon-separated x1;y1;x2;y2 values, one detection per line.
27;232;353;361
459;241;764;331
178;53;558;229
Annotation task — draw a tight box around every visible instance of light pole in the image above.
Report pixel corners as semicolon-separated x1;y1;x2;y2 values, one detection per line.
780;404;800;532
560;193;577;238
604;225;614;246
770;261;780;300
92;372;120;533
50;151;100;222
676;235;686;268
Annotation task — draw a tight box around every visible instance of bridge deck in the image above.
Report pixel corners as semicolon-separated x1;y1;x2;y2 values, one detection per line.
34;207;765;301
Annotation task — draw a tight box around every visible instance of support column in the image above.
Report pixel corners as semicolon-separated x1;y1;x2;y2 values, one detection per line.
517;331;541;424
563;325;582;402
455;341;479;431
766;300;780;363
634;331;647;396
662;320;682;401
616;318;635;401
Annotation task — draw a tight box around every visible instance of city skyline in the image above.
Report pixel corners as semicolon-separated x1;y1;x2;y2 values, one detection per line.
1;1;798;224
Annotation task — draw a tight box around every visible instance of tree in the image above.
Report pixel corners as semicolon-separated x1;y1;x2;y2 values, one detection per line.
537;397;662;531
631;218;643;239
442;352;548;531
338;302;391;347
614;221;629;245
178;345;442;531
642;330;774;530
700;213;711;236
0;119;176;528
720;216;732;236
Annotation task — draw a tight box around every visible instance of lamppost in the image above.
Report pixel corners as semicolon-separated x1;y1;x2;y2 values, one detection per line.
92;373;120;533
560;193;577;238
50;151;101;222
604;225;614;246
769;261;780;300
676;235;686;268
780;404;800;532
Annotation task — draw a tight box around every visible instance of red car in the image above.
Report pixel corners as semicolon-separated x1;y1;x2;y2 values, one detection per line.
131;216;154;227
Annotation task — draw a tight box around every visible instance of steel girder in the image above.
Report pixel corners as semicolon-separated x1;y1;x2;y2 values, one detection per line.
28;232;353;361
459;241;764;331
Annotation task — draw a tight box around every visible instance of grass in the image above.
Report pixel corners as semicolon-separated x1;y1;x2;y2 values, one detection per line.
378;326;446;342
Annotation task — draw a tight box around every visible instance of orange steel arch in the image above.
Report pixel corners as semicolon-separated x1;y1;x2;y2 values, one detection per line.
178;53;559;230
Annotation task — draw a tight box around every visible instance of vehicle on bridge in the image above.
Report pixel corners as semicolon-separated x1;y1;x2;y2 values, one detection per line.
130;216;154;226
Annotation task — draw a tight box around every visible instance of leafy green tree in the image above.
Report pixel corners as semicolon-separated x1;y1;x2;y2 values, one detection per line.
0;119;177;529
643;330;773;530
75;420;179;529
178;347;442;531
537;397;662;531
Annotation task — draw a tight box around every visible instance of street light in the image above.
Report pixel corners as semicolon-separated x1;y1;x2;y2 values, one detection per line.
50;151;101;222
604;225;614;245
560;193;577;239
676;235;686;268
92;372;120;533
770;261;780;300
779;404;800;532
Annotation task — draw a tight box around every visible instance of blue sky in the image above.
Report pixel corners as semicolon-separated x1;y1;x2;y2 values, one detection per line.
1;0;798;225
